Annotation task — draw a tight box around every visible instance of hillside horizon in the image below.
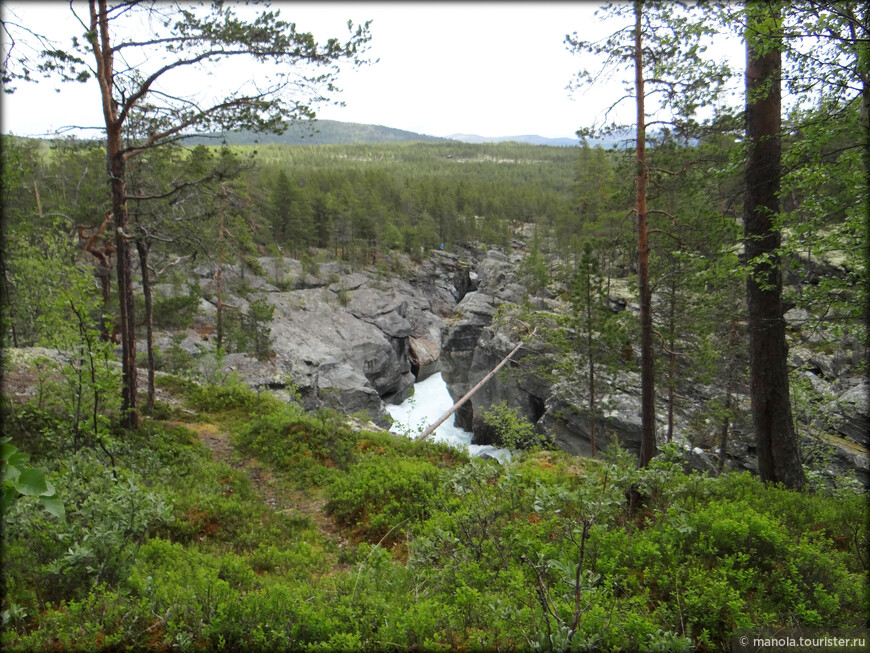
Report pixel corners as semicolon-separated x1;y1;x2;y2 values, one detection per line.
4;119;626;148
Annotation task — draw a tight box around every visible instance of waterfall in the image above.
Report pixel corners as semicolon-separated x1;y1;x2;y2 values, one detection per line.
386;372;511;462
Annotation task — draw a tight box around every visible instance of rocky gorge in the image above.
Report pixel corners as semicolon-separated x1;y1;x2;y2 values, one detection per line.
11;241;865;487
162;241;867;488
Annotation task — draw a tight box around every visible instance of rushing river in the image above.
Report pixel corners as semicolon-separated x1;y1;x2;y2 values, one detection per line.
386;372;511;462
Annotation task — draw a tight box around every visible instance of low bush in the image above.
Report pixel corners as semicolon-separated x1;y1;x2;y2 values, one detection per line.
234;404;358;485
188;379;265;414
3;448;173;612
482;400;553;450
3;376;866;653
326;455;441;544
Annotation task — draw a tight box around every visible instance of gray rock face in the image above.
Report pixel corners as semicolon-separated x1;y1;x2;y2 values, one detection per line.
834;382;870;447
165;251;475;425
455;317;649;457
437;254;869;487
440;291;499;429
137;243;869;488
538;381;644;457
413;250;475;315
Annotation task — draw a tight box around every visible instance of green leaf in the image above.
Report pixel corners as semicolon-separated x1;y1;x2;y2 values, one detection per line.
6;450;30;469
0;440;16;462
1;462;21;485
1;485;19;513
14;468;49;496
39;494;66;521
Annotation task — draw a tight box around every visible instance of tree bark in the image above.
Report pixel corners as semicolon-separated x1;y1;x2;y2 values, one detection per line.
635;1;657;467
90;0;139;429
744;3;804;489
96;262;112;343
136;237;155;410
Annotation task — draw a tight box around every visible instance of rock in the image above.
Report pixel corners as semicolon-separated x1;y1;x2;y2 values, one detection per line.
800;369;834;397
409;337;441;380
536;378;647;457
465;324;549;445
476;249;515;296
317;362;390;426
440;291;498;429
785;307;812;328
329;272;368;294
413;249;474;315
181;251;488;422
347;286;412;339
829;382;869;448
266;287;413;413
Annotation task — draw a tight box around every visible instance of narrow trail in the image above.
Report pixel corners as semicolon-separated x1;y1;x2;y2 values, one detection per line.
186;422;352;567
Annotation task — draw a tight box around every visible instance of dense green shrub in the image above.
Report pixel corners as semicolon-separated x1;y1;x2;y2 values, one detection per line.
234;404;359;485
3;448;173;612
355;428;469;467
2;374;866;653
326;455;441;544
188;379;265;413
482;401;553;450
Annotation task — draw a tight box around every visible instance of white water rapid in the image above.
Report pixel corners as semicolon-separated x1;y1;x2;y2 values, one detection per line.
386;372;511;462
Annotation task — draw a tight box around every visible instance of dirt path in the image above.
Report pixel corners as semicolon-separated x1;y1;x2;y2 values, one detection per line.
186;422;352;558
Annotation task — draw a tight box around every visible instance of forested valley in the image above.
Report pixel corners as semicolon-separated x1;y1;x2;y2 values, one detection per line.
2;1;868;651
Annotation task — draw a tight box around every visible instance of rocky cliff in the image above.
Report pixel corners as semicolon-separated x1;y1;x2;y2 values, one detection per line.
14;241;860;487
158;252;472;427
436;246;869;488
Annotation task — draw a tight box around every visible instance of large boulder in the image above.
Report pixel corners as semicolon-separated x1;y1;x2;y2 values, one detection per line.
538;380;644;457
832;382;870;448
409;337;441;381
260;288;398;424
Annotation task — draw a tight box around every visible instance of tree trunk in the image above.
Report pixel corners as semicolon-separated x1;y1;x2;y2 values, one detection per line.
586;268;597;458
861;37;870;372
717;317;741;473
91;0;138;429
136;237;156;410
416;329;536;442
96;262;112;342
111;144;139;428
635;1;657;467
744;3;804;489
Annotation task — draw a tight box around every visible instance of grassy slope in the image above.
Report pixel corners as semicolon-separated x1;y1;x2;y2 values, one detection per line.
1;373;867;651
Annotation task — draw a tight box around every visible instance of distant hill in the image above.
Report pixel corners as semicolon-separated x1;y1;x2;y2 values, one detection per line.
182;120;448;146
447;133;581;147
447;132;633;148
21;118;628;148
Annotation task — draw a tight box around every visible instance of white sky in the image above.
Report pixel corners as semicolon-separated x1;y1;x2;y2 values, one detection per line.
0;1;742;140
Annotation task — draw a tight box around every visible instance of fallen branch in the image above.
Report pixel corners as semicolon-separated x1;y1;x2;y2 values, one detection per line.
415;327;537;441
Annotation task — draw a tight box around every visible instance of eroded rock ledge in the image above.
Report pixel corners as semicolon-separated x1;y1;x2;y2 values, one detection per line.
163;251;473;426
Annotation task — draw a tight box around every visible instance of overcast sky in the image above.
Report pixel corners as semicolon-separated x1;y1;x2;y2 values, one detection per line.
0;2;740;140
